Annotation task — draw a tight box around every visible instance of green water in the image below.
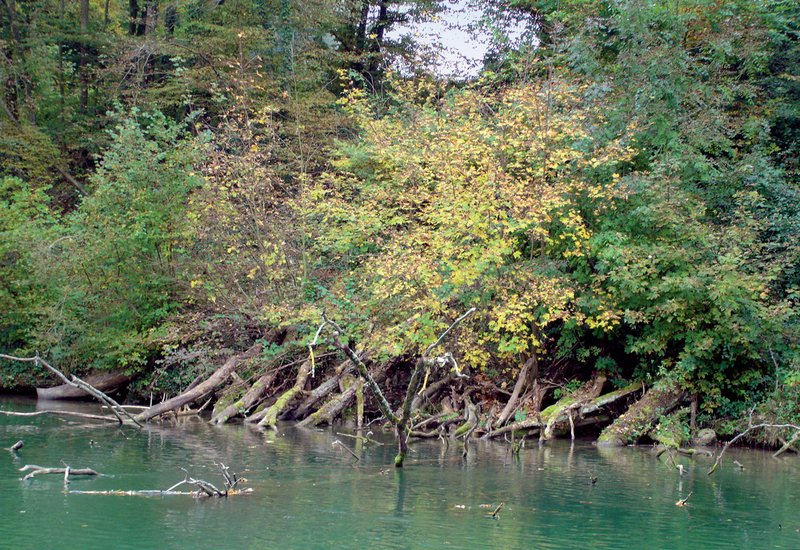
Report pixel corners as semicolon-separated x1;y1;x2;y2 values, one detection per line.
1;397;799;549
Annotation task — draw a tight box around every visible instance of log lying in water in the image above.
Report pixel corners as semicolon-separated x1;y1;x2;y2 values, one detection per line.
36;370;131;400
210;369;278;425
486;382;642;439
134;343;263;423
597;382;685;447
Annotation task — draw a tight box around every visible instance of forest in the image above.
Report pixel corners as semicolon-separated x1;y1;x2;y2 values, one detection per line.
1;0;798;457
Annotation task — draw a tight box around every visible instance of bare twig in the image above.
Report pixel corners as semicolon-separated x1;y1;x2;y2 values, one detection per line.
708;423;800;475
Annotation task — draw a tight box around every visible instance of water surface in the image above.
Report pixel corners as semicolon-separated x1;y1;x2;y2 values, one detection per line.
1;397;798;549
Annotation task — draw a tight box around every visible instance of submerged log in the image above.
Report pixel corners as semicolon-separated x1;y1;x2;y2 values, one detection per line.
135;343;263;423
597;382;685;447
36;370;131;400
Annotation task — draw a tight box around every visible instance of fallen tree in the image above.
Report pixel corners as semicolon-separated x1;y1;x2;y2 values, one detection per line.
0;354;141;426
134;344;263;423
597;382;685;447
485;380;642;439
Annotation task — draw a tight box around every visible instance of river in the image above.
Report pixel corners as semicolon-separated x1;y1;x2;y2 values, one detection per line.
1;397;798;549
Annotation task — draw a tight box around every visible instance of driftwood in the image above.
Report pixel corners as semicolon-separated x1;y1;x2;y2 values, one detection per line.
69;464;251;498
135;343;263;423
20;464;102;481
36;370;131;400
5;440;24;452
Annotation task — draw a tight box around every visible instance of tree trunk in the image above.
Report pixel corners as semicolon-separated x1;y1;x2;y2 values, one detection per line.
494;354;536;428
255;359;312;428
135;344;263;422
210;369;278;425
79;0;89;111
597;382;685;447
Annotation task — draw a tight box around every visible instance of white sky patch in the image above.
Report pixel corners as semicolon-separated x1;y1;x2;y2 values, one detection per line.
389;1;531;79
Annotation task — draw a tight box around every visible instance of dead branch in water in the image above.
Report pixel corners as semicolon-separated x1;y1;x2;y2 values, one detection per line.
68;464;251;498
0;354;141;426
19;464;102;481
708;422;800;475
0;410;121;422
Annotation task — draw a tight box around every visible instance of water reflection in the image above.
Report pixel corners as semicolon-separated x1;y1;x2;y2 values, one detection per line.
1;397;799;549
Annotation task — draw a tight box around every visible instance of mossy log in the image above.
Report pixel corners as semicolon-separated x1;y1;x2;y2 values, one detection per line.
292;359;354;419
297;363;390;427
540;375;606;441
486;382;642;439
210;369;278;425
596;382;685;447
254;359;312;428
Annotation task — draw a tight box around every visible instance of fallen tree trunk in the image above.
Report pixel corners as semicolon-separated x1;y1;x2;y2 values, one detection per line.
210;369;278;425
135;344;263;423
597;382;685;447
255;359;312;428
494;355;536;429
36;370;131;400
297;363;390;427
486;382;642;439
293;359;354;419
540;375;606;442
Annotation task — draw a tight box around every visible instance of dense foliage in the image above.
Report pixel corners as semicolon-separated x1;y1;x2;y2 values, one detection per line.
1;0;798;430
